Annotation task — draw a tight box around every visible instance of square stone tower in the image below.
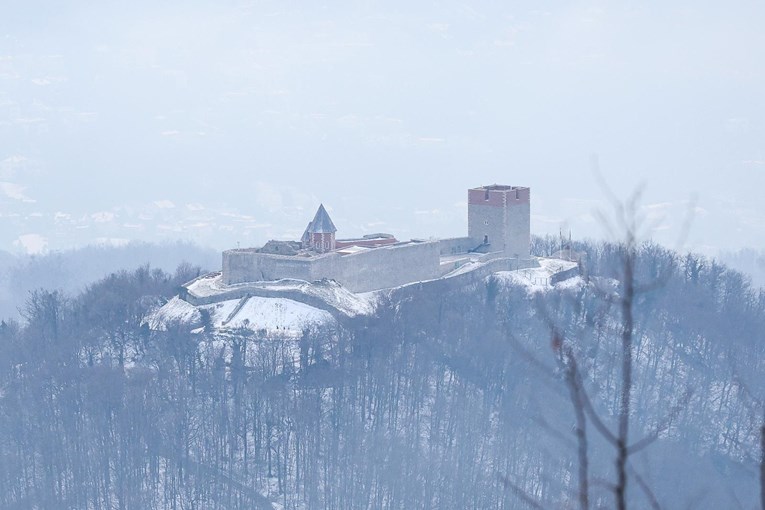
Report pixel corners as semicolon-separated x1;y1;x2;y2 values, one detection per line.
468;185;530;258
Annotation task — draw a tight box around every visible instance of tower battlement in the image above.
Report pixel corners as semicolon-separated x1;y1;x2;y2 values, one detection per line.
468;185;530;206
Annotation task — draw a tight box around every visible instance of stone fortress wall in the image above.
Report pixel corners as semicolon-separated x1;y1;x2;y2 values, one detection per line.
224;240;442;293
223;250;313;285
438;236;476;256
218;185;534;294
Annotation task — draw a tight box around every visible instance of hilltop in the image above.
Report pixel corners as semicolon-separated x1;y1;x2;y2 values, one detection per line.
0;238;761;509
148;256;578;335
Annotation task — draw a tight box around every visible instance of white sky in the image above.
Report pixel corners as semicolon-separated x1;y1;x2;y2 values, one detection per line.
1;0;763;255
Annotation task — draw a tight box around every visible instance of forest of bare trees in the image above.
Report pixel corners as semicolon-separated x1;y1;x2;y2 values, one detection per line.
0;237;762;509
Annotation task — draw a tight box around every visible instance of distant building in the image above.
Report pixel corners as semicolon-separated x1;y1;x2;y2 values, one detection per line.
219;184;535;293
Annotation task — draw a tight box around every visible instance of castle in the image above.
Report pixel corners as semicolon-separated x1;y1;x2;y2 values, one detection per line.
219;184;535;294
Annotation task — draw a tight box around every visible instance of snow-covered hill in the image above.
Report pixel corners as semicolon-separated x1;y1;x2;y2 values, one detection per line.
149;295;336;337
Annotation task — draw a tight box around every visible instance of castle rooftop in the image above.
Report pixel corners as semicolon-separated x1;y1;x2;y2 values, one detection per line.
306;204;337;234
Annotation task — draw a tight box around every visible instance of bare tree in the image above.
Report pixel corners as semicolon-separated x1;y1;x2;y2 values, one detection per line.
552;330;590;510
761;410;764;510
531;190;692;510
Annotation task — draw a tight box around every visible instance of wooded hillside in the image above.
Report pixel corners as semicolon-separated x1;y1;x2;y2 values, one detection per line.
0;239;762;509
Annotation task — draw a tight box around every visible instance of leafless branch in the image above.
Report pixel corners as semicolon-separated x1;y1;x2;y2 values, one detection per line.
628;463;662;510
628;388;693;454
761;409;764;510
531;415;576;450
560;344;590;510
578;377;618;446
499;475;549;510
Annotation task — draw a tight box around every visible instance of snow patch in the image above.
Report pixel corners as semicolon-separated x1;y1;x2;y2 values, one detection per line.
146;296;201;330
494;258;579;294
208;297;334;336
185;274;376;317
148;295;336;337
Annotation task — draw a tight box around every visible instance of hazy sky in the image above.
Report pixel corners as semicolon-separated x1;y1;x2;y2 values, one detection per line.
1;0;763;256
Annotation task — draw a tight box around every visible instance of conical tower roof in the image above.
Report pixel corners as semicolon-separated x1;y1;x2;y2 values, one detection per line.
307;204;337;234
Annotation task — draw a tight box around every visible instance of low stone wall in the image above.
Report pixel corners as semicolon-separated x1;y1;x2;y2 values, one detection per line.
439;256;472;276
443;257;538;287
389;257;539;301
184;281;353;320
550;265;580;285
477;251;506;263
187;256;543;322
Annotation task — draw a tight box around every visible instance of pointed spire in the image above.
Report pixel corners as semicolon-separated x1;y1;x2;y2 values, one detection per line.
308;204;337;234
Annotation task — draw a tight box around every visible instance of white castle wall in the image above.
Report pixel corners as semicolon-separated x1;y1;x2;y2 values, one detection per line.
220;186;532;294
222;241;441;293
438;237;476;255
223;250;313;285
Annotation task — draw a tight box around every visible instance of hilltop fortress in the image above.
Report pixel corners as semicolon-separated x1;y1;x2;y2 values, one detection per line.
219;184;535;294
157;184;580;331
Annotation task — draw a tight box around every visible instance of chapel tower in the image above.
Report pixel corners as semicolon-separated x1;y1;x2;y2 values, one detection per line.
467;185;530;258
301;204;337;252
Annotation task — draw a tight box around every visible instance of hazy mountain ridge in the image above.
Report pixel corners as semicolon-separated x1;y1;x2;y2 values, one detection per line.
0;241;219;319
0;239;762;508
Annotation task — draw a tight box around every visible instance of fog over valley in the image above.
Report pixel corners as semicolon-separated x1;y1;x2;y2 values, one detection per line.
2;0;764;257
1;2;764;510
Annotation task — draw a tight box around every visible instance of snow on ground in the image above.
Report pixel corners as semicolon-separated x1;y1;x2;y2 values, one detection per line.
148;273;376;335
151;257;579;333
494;258;579;293
184;272;233;297
444;260;481;277
146;296;201;330
556;275;585;290
185;273;375;317
205;299;239;326
208;296;334;336
292;279;376;316
148;295;335;336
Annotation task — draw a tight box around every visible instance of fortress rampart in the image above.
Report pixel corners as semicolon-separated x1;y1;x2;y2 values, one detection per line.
438;237;476;255
223;240;442;293
223;250;314;285
202;184;536;296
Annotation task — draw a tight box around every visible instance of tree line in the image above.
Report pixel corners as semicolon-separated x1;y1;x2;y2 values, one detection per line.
0;239;762;509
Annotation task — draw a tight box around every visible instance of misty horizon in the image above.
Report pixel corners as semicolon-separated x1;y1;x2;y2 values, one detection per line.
2;1;764;256
1;3;763;508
